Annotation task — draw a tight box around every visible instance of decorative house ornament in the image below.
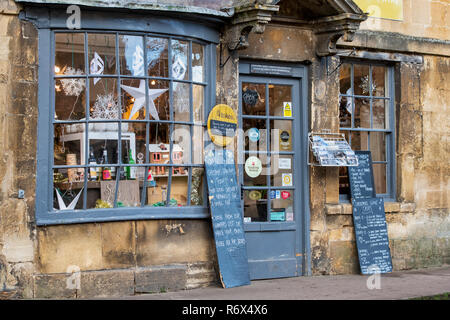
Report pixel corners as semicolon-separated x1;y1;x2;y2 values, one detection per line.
120;80;168;120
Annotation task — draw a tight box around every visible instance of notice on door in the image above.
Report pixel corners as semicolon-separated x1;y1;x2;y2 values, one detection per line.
205;149;251;288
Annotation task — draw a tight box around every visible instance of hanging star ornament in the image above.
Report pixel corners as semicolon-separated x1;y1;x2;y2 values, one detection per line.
120;80;167;120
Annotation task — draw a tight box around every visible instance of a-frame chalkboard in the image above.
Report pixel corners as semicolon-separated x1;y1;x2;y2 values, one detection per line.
204;148;251;288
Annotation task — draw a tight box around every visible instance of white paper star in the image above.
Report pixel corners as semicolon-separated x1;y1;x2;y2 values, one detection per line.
120;80;167;120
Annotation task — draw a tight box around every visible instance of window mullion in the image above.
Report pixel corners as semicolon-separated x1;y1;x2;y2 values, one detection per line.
82;32;89;210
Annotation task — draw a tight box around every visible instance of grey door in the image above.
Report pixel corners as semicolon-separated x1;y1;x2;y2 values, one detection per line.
239;71;307;280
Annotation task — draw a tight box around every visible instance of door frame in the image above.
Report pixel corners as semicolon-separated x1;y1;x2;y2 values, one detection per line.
238;60;311;276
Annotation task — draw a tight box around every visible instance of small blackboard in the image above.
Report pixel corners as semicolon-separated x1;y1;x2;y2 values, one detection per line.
352;197;393;274
204;148;251;288
348;151;376;199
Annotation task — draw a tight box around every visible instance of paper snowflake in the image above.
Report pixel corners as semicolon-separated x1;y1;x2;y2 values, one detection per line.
60;67;86;96
91;93;121;119
359;75;377;95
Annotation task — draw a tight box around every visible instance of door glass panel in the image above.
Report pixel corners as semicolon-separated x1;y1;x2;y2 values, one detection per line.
243;119;267;153
242;83;266;115
270;190;294;222
270;155;293;187
243;189;267;222
269;84;292;117
271;120;293;152
244;154;268;187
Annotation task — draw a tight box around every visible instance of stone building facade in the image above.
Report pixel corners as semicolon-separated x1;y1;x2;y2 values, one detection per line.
0;0;448;298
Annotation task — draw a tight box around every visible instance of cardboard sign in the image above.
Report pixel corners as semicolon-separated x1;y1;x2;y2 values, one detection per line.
204;149;251;288
207;104;238;147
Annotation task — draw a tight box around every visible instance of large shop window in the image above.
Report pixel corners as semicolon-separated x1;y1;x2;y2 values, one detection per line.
37;29;214;224
338;61;395;200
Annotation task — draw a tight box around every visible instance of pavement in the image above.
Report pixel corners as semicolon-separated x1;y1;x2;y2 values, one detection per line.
129;266;450;300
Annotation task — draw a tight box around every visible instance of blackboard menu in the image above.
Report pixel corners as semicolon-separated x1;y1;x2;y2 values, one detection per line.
348;151;376;199
204;149;251;288
352;197;393;274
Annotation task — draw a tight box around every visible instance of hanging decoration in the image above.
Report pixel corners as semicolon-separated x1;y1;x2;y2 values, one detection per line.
172;56;187;80
55;187;84;210
120;80;167;120
60;67;86;97
132;45;145;76
91;93;121;119
359;75;376;95
90;52;104;85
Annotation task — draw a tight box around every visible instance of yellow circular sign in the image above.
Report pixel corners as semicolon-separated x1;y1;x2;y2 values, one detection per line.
207;104;238;146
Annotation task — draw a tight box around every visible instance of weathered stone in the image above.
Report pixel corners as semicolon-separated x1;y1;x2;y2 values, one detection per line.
329;241;359;275
186;262;218;289
34;273;76;299
100;221;136;269
384;202;400;213
78;269;134;298
135;265;187;293
325;204;342;215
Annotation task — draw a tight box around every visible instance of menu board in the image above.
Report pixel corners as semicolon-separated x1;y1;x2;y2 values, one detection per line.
348;151;376;199
204;148;251;288
352;197;393;274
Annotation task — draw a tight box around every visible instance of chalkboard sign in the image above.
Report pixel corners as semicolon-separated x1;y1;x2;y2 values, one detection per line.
352;197;393;274
204;148;251;288
348;151;376;199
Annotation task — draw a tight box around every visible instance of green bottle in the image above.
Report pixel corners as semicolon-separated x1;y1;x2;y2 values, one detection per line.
126;149;136;180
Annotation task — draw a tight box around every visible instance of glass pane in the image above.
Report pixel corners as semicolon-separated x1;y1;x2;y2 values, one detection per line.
244;154;268;187
242;83;265;115
172;124;191;165
193;84;204;124
119;35;144;76
339;95;352;128
55;123;84;166
147;173;169;206
169;169;189;206
171;39;189;81
370;132;386;162
354;64;370;96
89;78;119;120
125;122;146;180
270;190;294;222
243;119;267;153
372;66;386;97
339;63;352;95
55;33;85;74
190;168;204;206
271;120;293;152
339;166;350;195
149;123;171;176
373;163;387;194
173;82;190;122
146;37;169;78
354;98;371;128
269;84;292;117
243;189;267;223
270;155;293;187
351;131;369;151
53;168;85;210
192;125;204;165
55;78;86;120
192;42;204;83
373;98;388;129
88;33;116;75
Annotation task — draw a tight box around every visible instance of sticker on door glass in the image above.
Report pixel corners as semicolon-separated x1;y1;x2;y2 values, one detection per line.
278;158;291;170
279;130;292;151
283;102;292;117
282;173;293;186
248;190;262;201
248;127;260;142
281;190;291;200
245;156;262;178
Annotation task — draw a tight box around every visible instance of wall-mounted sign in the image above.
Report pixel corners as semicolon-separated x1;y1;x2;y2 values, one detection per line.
353;0;403;21
245;156;262;178
251;64;293;76
207;104;238;146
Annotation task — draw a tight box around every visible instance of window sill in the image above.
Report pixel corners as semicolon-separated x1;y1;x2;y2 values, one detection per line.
325;202;416;215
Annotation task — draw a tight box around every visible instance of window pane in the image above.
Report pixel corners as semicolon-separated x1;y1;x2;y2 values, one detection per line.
119;35;144;76
339;63;352;95
354;64;370;96
243;189;267;222
372;66;386;97
271;120;293;152
55;123;84;166
190;168;204;206
351;131;369;151
270;190;294;222
193;84;204;124
373;163;387;194
373;98;388;129
242;83;265;115
171;39;189;81
270;155;294;187
269;84;292;117
173;81;190;122
243;119;267;153
172;124;191;165
370;132;386;162
192;42;204;83
146;37;168;78
89;78;119;120
53;168;85;210
88;33;116;75
169;169;189;207
339;95;352;128
192;125;204;165
55;33;85;74
354;98;371;128
55;78;86;120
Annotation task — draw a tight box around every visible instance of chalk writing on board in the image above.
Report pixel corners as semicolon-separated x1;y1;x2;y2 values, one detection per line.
348;151;376;199
352;197;393;274
205;149;251;288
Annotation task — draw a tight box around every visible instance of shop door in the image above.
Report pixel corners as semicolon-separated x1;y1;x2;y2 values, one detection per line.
239;74;305;280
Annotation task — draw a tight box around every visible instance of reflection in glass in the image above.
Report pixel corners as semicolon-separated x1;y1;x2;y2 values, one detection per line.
55;33;85;74
193;84;204;124
354;64;370;96
370;132;386;162
173;82;190;122
146;37;168;77
192;42;204;83
243;190;267;222
339;63;351;95
192;125;204;165
119;35;144;76
373;163;387;194
339;95;352;128
372;66;386;97
373;99;387;129
351;131;369;151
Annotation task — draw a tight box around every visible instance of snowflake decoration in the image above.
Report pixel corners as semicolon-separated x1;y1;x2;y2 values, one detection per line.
359;75;377;95
60;67;86;96
91;93;121;120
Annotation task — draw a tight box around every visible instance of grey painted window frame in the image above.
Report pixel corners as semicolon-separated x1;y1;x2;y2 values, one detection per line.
339;59;396;202
31;7;219;226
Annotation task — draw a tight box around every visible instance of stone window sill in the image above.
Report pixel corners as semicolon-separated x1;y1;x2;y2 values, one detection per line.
325;202;416;215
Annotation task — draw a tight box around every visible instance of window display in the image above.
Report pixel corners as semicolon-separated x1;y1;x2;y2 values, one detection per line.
52;32;207;212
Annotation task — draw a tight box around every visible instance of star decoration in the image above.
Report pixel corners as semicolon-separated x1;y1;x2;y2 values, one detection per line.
120;80;167;120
